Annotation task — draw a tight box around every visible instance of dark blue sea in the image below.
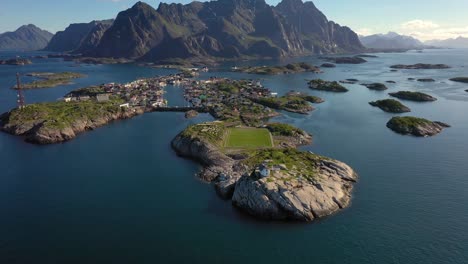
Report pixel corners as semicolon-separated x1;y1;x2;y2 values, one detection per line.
1;49;467;263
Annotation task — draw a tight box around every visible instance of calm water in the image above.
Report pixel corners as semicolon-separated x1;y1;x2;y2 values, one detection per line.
0;49;467;263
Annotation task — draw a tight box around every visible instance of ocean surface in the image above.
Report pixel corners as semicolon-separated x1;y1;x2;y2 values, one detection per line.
0;49;467;263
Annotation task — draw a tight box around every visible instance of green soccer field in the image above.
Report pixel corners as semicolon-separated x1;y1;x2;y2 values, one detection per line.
225;128;273;148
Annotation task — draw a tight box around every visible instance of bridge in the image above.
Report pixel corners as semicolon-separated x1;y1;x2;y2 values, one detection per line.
150;106;210;113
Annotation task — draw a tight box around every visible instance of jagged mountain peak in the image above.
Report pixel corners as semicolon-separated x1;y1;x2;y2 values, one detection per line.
56;0;364;61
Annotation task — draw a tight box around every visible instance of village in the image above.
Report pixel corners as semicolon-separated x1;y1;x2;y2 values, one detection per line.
62;70;202;109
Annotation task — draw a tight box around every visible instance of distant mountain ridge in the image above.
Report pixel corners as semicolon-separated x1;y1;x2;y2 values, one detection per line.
0;24;53;51
45;20;114;52
425;37;468;48
48;0;364;62
360;32;424;50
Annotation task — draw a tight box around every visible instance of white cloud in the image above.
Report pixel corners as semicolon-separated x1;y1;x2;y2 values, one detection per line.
399;19;468;41
356;28;373;36
401;20;440;31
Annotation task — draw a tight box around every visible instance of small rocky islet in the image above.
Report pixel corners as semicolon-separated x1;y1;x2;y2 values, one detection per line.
321;63;336;68
450;77;468;83
308;79;348;92
389;91;437;102
417;78;435;82
386;116;450;137
369;99;411;113
390;63;451;69
321;56;367;64
361;83;388;91
14;72;86;89
233;62;321;75
0;58;32;66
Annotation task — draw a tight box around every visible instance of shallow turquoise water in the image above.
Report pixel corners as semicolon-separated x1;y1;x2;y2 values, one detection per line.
0;49;467;263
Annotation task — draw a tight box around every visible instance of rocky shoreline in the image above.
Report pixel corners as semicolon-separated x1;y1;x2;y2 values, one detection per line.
0;106;145;144
171;122;358;221
386;116;450;137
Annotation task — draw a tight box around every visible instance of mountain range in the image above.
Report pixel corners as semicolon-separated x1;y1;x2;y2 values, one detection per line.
0;24;53;51
44;0;364;63
360;32;424;50
425;37;468;48
45;20;114;52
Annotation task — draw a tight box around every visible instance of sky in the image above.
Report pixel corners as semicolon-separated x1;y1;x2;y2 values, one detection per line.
1;0;468;41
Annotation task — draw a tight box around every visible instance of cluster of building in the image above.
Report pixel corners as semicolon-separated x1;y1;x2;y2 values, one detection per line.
63;73;195;108
183;78;275;108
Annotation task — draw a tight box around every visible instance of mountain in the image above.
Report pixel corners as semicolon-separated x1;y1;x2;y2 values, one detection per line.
425;37;468;48
275;0;363;53
360;32;424;50
0;24;53;51
73;0;364;62
45;20;113;52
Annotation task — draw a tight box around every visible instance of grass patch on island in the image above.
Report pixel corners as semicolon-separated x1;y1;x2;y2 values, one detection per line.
225;127;273;149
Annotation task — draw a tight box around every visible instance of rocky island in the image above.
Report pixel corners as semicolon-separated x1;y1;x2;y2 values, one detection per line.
233;62;321;75
450;77;468;83
0;58;32;66
390;63;451;69
361;83;388;91
369;99;411;113
389;91;437;102
387;116;450;137
171;121;358;221
15;72;86;89
321;63;336;68
321;56;367;64
308;79;348;92
417;78;435;82
252;91;324;114
0;74;188;144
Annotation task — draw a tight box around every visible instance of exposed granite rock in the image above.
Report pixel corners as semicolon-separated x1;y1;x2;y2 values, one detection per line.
361;83;388;91
185;110;199;119
171;122;358;221
389;91;437;102
0;104;144;144
386;116;450;137
390;63;450;69
232;158;357;221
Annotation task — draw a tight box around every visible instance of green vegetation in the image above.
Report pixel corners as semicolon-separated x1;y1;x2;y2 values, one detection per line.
67;86;107;97
225;127;273;149
235;62;320;75
181;122;226;146
361;83;388;91
7;99;123;129
242;148;321;181
19;72;85;89
266;123;303;137
369;99;411;113
387;116;432;128
308;79;348;92
253;94;316;113
389;91;437;102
